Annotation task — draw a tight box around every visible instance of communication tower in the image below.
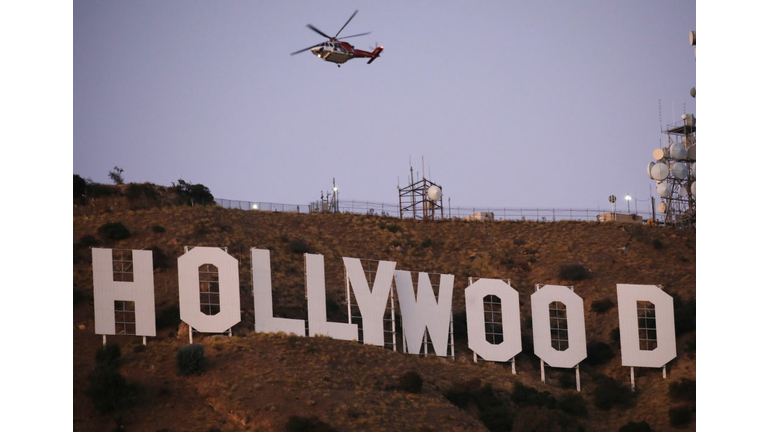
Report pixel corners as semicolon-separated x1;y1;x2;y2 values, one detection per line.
398;158;443;220
646;31;696;228
310;178;340;213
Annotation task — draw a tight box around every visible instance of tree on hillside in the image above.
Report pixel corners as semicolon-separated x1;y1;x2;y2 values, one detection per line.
173;179;214;206
109;166;125;185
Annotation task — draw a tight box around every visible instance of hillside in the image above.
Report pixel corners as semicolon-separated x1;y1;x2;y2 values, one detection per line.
73;198;696;432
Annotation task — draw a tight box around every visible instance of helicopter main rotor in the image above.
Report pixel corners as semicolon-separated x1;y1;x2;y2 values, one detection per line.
290;10;371;56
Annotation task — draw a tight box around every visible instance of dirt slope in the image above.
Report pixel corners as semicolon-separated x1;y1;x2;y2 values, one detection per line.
73;204;695;432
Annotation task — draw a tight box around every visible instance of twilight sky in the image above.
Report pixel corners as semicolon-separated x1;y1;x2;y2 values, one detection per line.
74;0;695;213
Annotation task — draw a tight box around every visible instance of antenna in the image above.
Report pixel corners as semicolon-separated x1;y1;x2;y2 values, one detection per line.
658;99;662;132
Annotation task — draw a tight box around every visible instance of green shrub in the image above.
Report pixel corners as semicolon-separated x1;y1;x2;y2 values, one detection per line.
384;224;401;233
420;238;433;248
78;235;102;248
398;371;423;393
558;264;590;281
669;378;696;402
126;183;159;201
85;366;141;414
289;239;313;254
151;225;166;233
173;179;214;206
651;238;664;249
98;222;131;241
590;298;614;314
285;416;337;432
444;380;512;432
592;374;633;410
176;344;206;376
74;174;87;198
511;383;556;409
584;341;615;366
443;379;479;408
619;421;652;432
95;343;121;369
559;392;588;417
668;406;692;426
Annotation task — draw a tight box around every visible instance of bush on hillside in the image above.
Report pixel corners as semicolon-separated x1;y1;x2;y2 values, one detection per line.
558;264;590;281
669;378;696;402
95;343;121;369
619;421;653;432
74;174;87;198
444;380;513;432
289;239;313;254
285;416;337;432
592;374;634;410
176;344;206;376
398;371;423;393
559;392;589;417
98;222;131;241
511;383;557;409
173;179;214;206
584;341;615;366
668;406;692;426
85;366;142;414
590;298;614;314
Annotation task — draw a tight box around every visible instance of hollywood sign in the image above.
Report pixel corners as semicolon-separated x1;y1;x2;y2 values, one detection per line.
92;247;676;388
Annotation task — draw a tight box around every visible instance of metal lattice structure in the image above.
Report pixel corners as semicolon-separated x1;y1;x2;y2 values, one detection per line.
398;165;443;220
345;259;398;351
656;117;696;227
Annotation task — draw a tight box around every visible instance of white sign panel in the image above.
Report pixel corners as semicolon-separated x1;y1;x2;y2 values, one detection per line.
394;270;454;356
343;257;397;347
531;285;587;368
178;247;241;333
305;253;357;340
465;278;521;362
617;284;677;368
93;248;156;336
252;248;305;336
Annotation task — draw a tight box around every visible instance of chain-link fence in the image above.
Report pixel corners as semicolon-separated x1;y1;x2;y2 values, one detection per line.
215;198;652;222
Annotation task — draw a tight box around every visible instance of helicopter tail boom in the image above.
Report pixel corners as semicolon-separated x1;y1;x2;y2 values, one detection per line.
367;47;384;64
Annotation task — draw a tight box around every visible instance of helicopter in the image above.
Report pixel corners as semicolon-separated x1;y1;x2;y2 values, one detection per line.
290;10;383;67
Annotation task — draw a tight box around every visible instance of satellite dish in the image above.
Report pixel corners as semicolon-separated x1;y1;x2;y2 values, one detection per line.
651;163;669;181
427;185;442;201
689;31;696;46
609;195;616;203
691;181;696;198
671;163;689;179
652;148;666;161
687;143;696;160
690;87;696;98
670;142;688;159
691;162;696;178
658;202;667;213
657;182;672;198
679;185;689;198
646;162;656;180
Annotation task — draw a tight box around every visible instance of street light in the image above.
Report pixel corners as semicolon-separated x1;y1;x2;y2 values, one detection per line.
625;194;632;214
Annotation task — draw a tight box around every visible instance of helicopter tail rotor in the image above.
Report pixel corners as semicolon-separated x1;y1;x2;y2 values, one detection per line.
367;46;384;64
